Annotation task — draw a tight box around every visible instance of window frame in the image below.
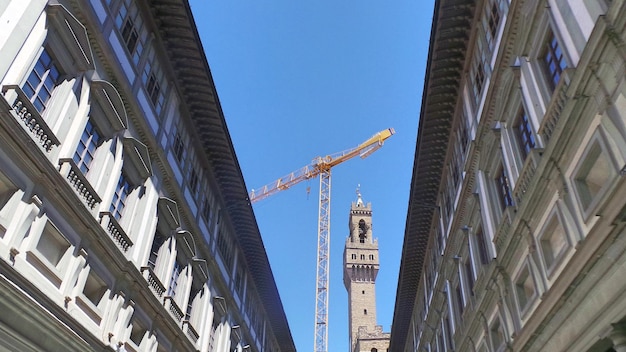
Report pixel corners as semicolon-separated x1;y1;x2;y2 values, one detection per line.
109;172;132;220
73;119;102;175
512;259;538;317
112;0;147;66
570;128;619;220
536;204;573;278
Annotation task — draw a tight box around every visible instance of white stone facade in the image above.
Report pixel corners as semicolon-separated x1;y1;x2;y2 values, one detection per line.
0;1;295;351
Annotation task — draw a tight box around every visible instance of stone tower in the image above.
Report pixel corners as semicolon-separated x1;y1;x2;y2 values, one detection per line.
343;189;389;352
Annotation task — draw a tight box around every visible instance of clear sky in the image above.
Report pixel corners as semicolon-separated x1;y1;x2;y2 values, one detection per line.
188;1;434;351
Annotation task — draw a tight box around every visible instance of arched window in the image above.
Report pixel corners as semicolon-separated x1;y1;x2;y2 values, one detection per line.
371;349;378;352
358;219;368;243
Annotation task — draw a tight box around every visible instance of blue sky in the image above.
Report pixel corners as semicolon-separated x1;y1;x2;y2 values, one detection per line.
188;1;434;350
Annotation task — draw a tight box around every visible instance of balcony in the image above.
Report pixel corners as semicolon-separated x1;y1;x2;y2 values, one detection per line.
183;320;199;345
2;85;60;153
99;212;133;252
163;296;184;322
512;148;543;207
538;68;574;144
59;159;101;210
141;266;165;298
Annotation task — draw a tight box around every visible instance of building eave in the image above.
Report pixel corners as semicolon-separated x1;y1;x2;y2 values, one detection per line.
148;1;296;350
389;0;476;349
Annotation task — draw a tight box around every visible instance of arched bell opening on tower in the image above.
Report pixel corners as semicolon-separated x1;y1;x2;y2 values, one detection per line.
358;219;369;243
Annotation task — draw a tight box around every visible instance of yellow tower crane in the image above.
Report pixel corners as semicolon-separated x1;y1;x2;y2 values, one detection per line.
248;128;395;352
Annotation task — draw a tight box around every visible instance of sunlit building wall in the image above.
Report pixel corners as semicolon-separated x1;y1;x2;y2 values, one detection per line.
391;0;626;351
0;1;295;351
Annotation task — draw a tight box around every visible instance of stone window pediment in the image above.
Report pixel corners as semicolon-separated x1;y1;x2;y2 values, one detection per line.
213;296;227;315
46;4;95;72
157;197;180;232
192;258;209;283
91;80;128;137
121;137;152;186
175;230;196;259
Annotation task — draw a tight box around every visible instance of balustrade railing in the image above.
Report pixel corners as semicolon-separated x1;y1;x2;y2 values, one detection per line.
2;85;60;153
59;158;101;210
99;212;133;252
512;149;543;207
183;320;199;344
538;69;573;143
141;266;165;298
164;296;184;322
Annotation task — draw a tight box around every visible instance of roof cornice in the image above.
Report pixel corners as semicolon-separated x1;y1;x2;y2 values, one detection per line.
148;1;296;350
389;0;476;349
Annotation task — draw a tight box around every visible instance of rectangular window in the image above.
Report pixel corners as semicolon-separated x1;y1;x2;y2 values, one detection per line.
217;230;234;269
185;286;201;321
189;167;199;193
539;212;569;273
37;223;70;268
475;226;491;266
114;0;145;65
142;48;167;115
484;0;502;54
208;313;220;351
83;269;108;306
573;139;615;212
472;59;485;103
173;130;185;162
129;316;147;346
464;257;475;295
543;30;567;90
489;316;505;351
514;263;536;313
148;232;167;269
22;48;61;113
513;107;536;160
454;282;464;320
202;196;211;222
167;259;183;297
458;114;470;155
73;120;101;174
110;173;131;220
495;164;513;210
235;264;245;295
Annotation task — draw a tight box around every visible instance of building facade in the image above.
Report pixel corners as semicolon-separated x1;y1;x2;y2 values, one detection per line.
391;0;626;352
0;1;295;351
344;191;390;352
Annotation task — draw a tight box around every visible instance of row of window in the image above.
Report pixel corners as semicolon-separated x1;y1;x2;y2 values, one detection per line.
0;2;272;351
350;253;376;260
416;1;625;351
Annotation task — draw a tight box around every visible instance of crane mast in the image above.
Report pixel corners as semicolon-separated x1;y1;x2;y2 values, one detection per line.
248;128;395;352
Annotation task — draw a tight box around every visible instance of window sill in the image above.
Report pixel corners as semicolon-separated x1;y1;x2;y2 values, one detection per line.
25;250;63;288
75;294;103;325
